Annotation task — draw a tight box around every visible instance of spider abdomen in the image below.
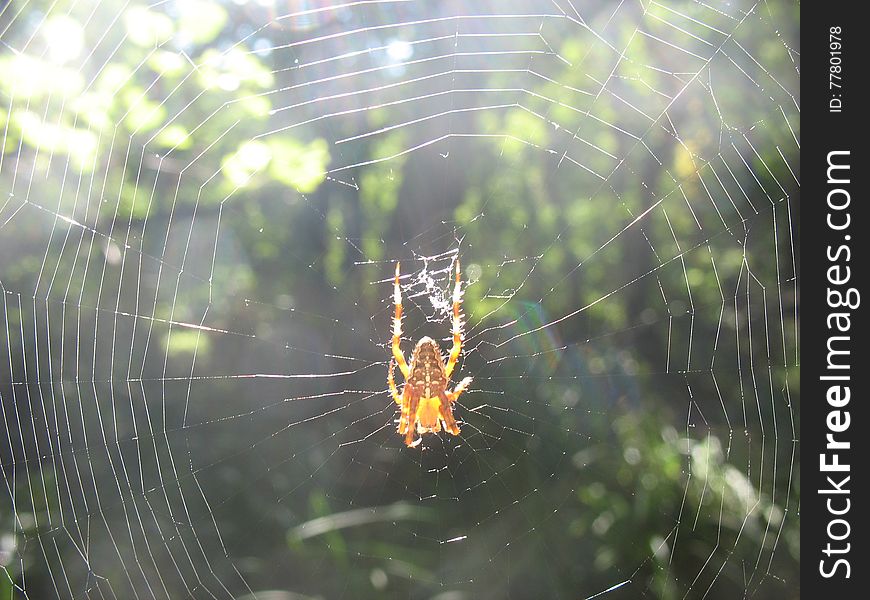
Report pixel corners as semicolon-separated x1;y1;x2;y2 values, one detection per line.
408;336;448;398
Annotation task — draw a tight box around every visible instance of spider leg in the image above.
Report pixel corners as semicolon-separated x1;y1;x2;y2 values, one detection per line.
396;385;411;433
388;358;403;405
398;387;421;447
437;392;461;436
444;259;464;378
392;262;411;379
446;377;473;403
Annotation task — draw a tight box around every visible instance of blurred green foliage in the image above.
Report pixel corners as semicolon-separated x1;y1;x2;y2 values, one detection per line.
1;0;798;599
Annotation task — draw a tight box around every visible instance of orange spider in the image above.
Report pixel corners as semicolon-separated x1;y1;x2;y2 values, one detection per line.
389;260;473;447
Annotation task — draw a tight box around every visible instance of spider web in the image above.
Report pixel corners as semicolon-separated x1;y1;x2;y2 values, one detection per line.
1;1;799;599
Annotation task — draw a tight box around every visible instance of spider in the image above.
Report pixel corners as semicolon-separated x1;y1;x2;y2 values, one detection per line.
389;260;473;447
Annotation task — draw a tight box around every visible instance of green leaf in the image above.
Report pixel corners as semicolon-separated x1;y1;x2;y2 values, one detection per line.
268;138;330;193
164;329;210;357
116;176;152;219
97;64;133;94
178;0;228;45
197;48;274;92
0;54;83;100
503;109;549;155
71;92;114;129
121;87;167;133
238;95;272;118
67;129;100;171
147;50;188;78
221;140;272;187
154;124;192;150
124;6;174;47
12;110;99;171
42;15;85;64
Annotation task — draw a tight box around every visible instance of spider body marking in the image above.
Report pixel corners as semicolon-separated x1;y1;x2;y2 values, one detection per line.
389;261;472;447
407;336;449;400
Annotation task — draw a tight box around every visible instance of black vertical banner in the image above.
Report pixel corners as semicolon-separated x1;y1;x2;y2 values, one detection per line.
804;4;865;596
